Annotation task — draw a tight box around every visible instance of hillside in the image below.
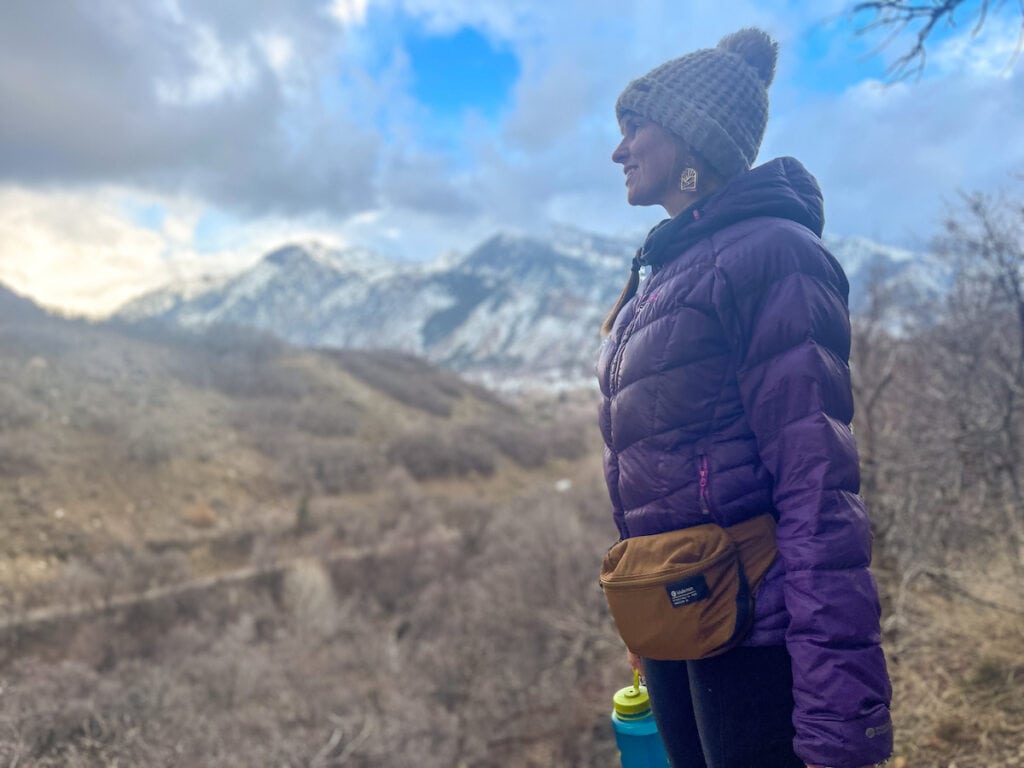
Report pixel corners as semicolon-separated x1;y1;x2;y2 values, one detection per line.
0;288;594;596
0;286;643;767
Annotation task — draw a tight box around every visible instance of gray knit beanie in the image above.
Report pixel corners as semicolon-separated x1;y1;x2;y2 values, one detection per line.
615;28;778;179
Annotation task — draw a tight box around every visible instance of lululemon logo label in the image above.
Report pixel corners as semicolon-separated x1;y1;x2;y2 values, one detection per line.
666;574;710;607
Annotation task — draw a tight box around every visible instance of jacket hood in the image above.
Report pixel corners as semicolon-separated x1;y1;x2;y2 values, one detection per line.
638;156;825;268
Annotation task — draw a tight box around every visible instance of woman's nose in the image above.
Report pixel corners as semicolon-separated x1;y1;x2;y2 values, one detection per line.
612;137;628;164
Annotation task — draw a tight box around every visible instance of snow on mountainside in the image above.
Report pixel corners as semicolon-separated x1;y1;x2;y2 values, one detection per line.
825;234;925;313
114;230;928;389
117;273;235;320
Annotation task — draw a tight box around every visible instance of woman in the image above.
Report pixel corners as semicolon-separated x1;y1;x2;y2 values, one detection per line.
597;28;893;768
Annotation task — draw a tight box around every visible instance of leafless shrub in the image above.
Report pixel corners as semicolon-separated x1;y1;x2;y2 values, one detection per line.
0;659;105;760
281;559;341;639
491;416;591;465
387;427;497;480
313;442;382;495
440;497;495;557
247;431;384;496
121;420;178;467
544;420;592;461
295;399;363;437
476;420;551;467
385;489;623;767
229;397;362;440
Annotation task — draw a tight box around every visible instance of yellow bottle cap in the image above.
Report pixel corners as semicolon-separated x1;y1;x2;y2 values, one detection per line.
613;669;652;716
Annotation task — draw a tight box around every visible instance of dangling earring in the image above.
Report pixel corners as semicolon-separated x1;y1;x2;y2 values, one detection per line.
679;166;698;192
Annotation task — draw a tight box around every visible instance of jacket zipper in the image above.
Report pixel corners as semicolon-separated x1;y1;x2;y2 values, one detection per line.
699;454;711;516
609;282;654;395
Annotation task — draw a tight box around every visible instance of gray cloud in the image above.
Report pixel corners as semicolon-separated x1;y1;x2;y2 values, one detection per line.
379;152;482;217
0;1;379;217
764;62;1024;246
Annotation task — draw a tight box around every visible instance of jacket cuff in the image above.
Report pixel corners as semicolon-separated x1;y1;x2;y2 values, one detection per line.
794;707;893;768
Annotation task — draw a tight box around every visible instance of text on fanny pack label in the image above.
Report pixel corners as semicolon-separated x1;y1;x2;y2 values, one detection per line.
665;574;710;607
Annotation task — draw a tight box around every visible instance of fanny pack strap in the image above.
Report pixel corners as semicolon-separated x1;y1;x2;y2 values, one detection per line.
724;513;778;593
726;559;753;647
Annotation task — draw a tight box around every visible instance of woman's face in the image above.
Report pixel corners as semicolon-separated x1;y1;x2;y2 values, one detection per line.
612;113;686;215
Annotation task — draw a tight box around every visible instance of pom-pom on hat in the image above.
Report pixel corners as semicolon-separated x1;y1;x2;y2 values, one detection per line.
615;28;779;179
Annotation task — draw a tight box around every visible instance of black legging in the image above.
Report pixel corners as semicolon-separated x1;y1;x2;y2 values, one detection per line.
642;645;804;768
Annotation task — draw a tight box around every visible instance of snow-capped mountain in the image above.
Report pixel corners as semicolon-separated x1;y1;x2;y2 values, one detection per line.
116;230;928;389
117;230;632;387
826;234;941;314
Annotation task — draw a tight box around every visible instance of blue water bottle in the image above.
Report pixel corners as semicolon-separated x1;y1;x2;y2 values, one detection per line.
611;669;670;767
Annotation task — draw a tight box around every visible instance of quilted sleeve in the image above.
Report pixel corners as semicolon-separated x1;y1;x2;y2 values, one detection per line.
720;224;893;768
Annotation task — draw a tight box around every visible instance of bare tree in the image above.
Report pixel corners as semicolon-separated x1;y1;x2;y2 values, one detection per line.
848;191;1024;573
851;263;903;540
935;192;1024;569
850;0;1024;78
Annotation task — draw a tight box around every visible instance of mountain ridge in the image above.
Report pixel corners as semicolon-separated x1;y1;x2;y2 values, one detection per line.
115;228;929;390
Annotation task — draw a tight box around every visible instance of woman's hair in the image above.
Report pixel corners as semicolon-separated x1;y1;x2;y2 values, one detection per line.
601;251;642;336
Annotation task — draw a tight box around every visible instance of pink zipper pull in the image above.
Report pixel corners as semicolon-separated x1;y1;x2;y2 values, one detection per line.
699;456;710;515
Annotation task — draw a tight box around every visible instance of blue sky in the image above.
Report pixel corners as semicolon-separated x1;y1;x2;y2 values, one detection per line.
1;0;1022;314
404;25;519;118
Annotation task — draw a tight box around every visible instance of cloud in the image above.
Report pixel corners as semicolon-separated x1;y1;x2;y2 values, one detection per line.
379;152;482;216
154;23;260;106
0;184;373;315
763;22;1024;245
0;0;814;233
328;0;369;26
0;2;379;218
929;18;1024;78
0;187;201;315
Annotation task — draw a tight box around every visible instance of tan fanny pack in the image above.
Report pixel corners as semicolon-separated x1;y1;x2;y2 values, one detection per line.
599;513;778;661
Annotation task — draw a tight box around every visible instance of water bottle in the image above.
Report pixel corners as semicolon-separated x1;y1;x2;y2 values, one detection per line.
611;669;670;768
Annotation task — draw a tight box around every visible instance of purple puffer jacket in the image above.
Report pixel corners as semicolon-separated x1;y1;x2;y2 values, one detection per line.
597;157;892;768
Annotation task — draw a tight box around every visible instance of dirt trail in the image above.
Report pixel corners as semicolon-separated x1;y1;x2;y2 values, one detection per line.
0;528;457;639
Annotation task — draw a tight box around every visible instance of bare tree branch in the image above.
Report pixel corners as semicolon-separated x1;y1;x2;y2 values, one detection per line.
849;0;1023;79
